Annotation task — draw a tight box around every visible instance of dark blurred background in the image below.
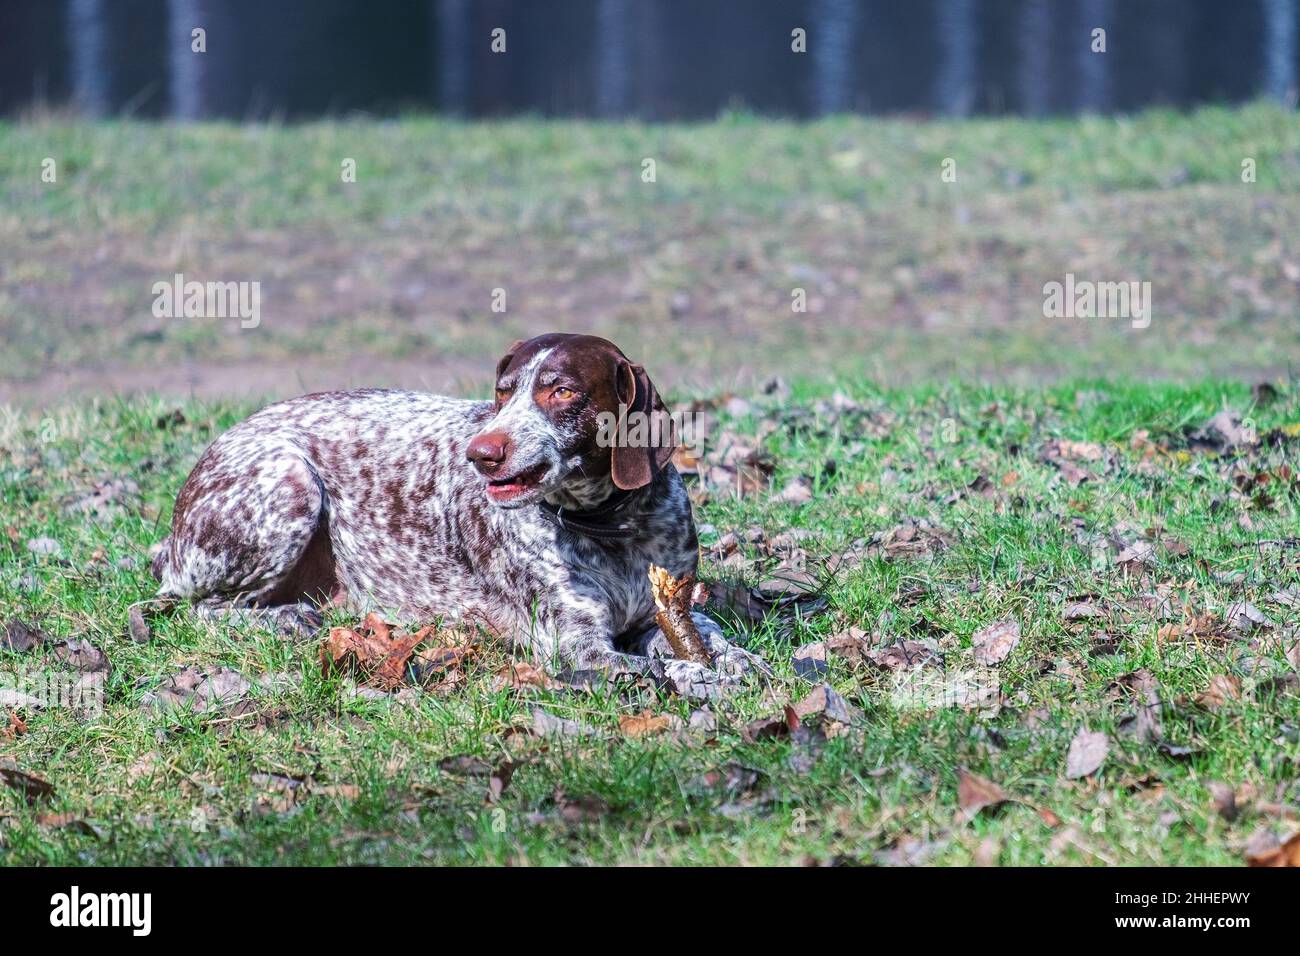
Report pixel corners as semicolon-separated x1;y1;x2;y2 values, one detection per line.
1;0;1297;120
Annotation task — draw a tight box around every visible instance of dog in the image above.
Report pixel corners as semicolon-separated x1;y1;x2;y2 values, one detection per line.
152;332;767;692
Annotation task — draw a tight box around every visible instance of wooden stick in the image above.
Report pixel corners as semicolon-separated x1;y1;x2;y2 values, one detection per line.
648;565;713;665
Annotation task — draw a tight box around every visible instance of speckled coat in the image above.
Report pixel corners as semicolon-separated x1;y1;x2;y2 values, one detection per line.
153;334;765;687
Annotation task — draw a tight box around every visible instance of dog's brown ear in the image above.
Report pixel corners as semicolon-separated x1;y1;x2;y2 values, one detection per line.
611;359;677;491
495;339;525;383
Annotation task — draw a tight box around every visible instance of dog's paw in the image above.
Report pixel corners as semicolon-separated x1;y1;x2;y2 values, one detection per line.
662;659;728;700
267;603;324;639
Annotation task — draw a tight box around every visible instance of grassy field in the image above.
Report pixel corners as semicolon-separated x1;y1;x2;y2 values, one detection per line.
2;378;1298;865
1;103;1299;402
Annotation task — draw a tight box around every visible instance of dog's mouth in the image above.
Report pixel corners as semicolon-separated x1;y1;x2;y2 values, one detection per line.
485;461;552;503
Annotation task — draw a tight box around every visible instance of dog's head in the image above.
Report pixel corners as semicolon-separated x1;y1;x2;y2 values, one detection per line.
466;333;677;508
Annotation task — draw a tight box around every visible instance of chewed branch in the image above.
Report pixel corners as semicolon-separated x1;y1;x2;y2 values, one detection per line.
648;565;713;665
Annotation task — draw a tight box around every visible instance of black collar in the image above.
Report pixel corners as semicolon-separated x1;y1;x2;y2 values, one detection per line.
536;487;641;541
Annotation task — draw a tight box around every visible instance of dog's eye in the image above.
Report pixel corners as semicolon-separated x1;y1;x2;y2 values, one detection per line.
552;386;576;400
495;387;512;402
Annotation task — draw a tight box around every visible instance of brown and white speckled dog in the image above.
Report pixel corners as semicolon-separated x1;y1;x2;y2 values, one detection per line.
152;333;767;692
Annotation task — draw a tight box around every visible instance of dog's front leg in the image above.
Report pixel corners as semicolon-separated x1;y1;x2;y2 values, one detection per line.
539;600;765;699
630;611;771;681
529;598;665;681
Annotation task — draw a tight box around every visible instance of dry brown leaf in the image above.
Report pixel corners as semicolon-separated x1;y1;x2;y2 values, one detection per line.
127;605;152;644
492;662;556;692
973;617;1021;666
619;710;677;737
315;784;361;800
1056;439;1105;462
0;709;27;740
3;619;48;652
363;611;391;643
320;619;428;690
1246;830;1300;867
958;769;1009;819
0;763;55;804
1037;807;1062;828
1065;728;1108;779
1196;674;1242;710
864;639;939;671
36;812;85;829
791;684;860;725
1209;782;1238;821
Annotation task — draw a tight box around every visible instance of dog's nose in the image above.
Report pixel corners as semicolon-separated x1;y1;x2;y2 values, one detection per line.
466;431;511;474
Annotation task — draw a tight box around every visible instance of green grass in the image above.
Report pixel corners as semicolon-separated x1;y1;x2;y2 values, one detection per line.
2;104;1299;398
3;102;1298;231
3;379;1299;865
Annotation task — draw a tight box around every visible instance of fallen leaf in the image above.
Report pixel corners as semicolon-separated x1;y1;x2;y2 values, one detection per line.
741;705;802;742
2;619;48;652
127;606;152;644
1226;601;1270;636
492;662;556;691
1209;782;1238;821
320;619;429;690
791;684;860;725
51;638;109;674
0;761;55;804
958;769;1009;820
143;666;255;716
0;709;27;739
1196;674;1242;710
618;710;677;737
864;640;939;671
1065;728;1109;779
774;476;814;505
1246;830;1300;867
791;641;828;679
25;537;62;558
530;708;599;739
972;617;1020;666
486;761;517;803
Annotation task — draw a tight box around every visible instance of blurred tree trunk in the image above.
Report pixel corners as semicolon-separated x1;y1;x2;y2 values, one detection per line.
436;0;469;114
812;0;858;115
1263;0;1297;103
167;0;203;119
1018;0;1051;116
68;0;110;116
1076;0;1111;112
595;0;631;117
935;0;976;115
